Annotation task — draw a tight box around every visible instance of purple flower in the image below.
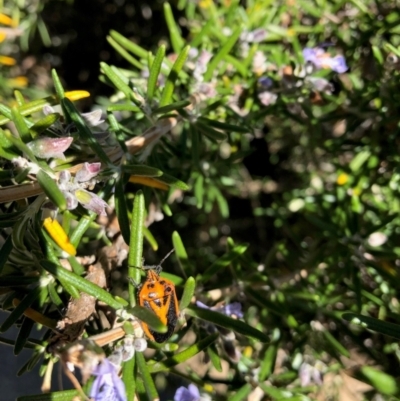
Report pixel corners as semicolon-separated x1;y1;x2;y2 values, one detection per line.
303;47;348;73
75;162;102;183
74;189;108;216
299;362;323;387
174;384;200;401
27;136;73;160
90;358;126;401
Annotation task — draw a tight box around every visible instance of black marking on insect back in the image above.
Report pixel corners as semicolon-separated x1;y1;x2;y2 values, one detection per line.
150;290;178;343
162;295;169;306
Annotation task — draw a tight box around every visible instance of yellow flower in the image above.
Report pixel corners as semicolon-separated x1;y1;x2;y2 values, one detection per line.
0;13;15;27
43;217;77;256
336;172;349;185
0;55;16;66
199;0;213;8
65;90;91;101
0;32;6;43
7;76;28;87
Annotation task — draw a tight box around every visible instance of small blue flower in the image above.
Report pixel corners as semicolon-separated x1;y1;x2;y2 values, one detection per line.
90;358;126;401
303;47;348;73
174;384;200;401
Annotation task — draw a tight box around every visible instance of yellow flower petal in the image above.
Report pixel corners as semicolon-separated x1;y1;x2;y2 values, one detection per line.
65;90;91;101
0;55;16;66
336;173;349;186
199;0;213;8
0;32;6;43
129;175;169;190
43;217;77;256
7;76;28;87
0;13;14;27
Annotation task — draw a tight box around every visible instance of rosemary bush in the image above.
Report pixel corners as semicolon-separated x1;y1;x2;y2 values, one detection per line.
1;1;400;400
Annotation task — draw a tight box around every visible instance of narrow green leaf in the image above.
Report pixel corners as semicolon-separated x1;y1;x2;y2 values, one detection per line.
115;175;131;245
29;113;60;139
156;173;189;190
17;350;43;376
129;305;167;333
190;19;213;48
51;69;65;99
69;214;97;247
259;383;293;399
204;26;242;81
62;98;111;164
41;228;82;299
197;116;249;133
100;62;137;105
4;130;37;162
16;98;54;119
107;104;140;113
210;185;229;218
150;333;219;372
164;3;185;53
11;106;31;142
128;190;145;306
0;129;19;160
259;343;278;381
172;230;194;276
202;243;248;282
109;30;148;60
67;256;85;275
122;165;163;177
47;282;64;311
143;226;158;251
159;45;190;107
14;90;25;106
0;234;13;274
37;170;66;211
186;305;269;342
147;45;166;101
136;352;159;401
195;120;227;141
17;390;80;401
179;277;196;310
106;36;144;70
342;312;400;340
194;173;204;208
207;343;222;372
322;329;350;358
349;150;371;173
230;383;252;401
0;286;41;333
359;366;398;395
152;100;191;115
41;261;126;309
122;357;135;401
14;316;35;355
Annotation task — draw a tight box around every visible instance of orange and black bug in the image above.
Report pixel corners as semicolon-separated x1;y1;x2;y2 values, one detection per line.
136;250;180;343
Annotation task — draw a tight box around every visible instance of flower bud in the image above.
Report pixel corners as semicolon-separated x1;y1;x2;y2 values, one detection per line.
27;136;73;159
75;162;101;182
74;189;108;216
